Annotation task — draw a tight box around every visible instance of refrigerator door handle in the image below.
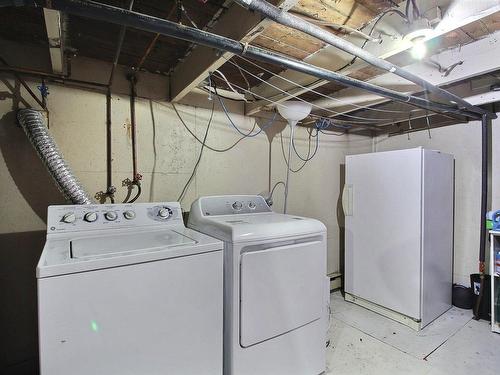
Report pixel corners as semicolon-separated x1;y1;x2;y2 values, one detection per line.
342;184;353;216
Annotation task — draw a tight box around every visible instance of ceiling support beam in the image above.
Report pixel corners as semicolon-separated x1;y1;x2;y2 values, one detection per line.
43;8;65;74
36;0;494;119
169;0;298;102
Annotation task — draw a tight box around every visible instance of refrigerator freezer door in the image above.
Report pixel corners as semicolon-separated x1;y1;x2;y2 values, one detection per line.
345;148;422;319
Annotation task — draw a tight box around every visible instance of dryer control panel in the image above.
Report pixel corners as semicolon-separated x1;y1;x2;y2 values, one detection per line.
197;195;272;216
47;202;182;233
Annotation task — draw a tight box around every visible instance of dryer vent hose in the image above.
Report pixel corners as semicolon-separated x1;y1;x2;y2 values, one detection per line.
17;109;93;204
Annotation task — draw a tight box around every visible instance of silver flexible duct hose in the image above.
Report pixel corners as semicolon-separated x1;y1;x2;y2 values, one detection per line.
17;109;93;204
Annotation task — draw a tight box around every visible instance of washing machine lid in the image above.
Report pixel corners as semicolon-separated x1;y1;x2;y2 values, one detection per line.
37;228;222;278
71;230;196;259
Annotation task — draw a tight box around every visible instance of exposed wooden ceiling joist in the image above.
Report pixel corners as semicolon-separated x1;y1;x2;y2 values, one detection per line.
43;8;65;74
169;0;299;102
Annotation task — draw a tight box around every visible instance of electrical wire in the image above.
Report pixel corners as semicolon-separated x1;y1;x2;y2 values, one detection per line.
210;73;381;137
292;127;319;162
290;10;382;43
210;73;377;131
210;70;248;101
210;73;340;125
122;180;141;203
225;6;408;120
334;8;408;73
280;126;318;173
170;102;259;152
270;181;285;199
320;129;346;136
128;182;142;203
177;96;216;202
213;79;277;137
233;55;407;115
406;0;421;21
220;61;393;123
256;34;316;57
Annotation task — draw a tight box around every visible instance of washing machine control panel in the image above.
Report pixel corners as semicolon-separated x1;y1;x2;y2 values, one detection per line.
200;195;271;216
47;202;182;233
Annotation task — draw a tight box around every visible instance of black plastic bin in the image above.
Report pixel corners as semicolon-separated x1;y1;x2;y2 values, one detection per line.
470;273;491;320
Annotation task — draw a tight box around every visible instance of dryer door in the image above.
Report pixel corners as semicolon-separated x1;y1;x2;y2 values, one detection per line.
239;239;325;347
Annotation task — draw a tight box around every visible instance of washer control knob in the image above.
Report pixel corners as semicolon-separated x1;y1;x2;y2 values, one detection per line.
123;210;136;220
232;201;243;211
158;207;170;219
248;202;256;210
84;212;98;222
61;212;76;223
104;211;118;221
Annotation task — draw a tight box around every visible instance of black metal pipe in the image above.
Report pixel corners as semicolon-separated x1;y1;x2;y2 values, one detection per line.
40;0;484;120
0;66;108;88
473;114;489;319
479;114;489;265
234;0;494;119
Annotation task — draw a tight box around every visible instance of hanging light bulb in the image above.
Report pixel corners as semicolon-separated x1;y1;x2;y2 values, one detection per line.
403;17;432;61
411;40;427;60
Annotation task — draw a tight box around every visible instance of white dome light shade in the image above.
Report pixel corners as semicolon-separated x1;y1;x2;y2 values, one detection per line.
277;101;312;123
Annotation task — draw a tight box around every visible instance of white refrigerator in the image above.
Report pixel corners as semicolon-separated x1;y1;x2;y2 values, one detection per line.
344;147;454;330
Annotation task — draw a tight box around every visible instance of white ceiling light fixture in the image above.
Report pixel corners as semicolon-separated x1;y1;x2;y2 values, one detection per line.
404;18;433;60
277;101;312;214
277;100;312;127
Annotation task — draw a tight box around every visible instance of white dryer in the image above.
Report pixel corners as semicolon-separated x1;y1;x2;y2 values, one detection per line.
188;195;328;375
37;202;223;375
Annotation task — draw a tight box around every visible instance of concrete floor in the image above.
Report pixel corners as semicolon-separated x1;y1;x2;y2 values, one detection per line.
327;291;500;375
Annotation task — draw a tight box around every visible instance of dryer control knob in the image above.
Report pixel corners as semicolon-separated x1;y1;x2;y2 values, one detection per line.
105;211;118;221
84;212;98;222
61;212;76;223
232;201;243;211
158;207;170;219
123;210;136;220
248;202;256;209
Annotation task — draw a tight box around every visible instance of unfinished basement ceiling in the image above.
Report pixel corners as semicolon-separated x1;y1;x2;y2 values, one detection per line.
0;0;227;74
231;0;500;118
215;0;403;95
0;0;499;133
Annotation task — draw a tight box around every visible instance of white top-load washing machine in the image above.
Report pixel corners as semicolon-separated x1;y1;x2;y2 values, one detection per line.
37;202;223;375
188;195;328;375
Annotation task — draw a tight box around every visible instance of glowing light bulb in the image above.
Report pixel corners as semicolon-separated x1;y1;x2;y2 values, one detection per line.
411;41;427;60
